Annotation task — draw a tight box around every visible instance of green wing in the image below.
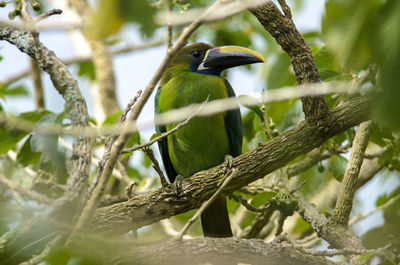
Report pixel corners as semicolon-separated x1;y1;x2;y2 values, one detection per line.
154;86;177;183
224;79;243;157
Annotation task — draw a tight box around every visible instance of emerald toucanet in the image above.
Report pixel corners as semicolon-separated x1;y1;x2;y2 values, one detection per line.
155;42;264;237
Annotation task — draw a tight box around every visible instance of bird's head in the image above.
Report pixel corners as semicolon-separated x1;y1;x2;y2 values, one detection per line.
162;42;264;84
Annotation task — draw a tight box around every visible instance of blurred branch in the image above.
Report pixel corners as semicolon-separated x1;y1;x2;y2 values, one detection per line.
177;168;237;239
18;234;64;265
90;94;374;235
0;173;53;204
0;81;368;139
30;57;45;109
70;0;120;119
109;237;337;265
349;193;400;226
157;0;270;26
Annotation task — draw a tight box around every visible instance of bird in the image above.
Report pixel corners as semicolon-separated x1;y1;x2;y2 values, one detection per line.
155;42;264;237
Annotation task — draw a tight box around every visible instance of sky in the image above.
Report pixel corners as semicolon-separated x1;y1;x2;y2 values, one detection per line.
1;0;399;240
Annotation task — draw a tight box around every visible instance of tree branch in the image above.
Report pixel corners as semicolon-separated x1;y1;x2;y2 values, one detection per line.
109;238;338;265
332;121;372;225
90;94;374;235
250;2;329;121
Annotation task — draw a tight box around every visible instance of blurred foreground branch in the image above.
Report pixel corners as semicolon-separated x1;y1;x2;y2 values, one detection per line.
109;238;338;265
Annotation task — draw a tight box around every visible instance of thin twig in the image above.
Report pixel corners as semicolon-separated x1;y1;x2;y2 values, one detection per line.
176;168;238;239
349;194;400;226
286;242;392;257
30;57;45;108
19;234;64;265
0;173;53;204
167;0;173;48
34;9;62;23
277;0;292;19
230;193;266;213
142;148;168;187
85;90;142;203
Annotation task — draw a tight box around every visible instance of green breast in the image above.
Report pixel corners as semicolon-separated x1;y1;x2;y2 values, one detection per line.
158;68;230;177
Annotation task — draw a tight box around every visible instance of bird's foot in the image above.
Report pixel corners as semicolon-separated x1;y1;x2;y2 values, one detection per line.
223;154;234;173
173;175;184;196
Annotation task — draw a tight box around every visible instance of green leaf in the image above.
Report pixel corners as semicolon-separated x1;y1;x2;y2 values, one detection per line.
0;110;49;154
88;0;156;39
0;84;29;99
314;46;337;70
150;132;162;141
0;127;27;154
267;53;297;89
126;166;140;179
20;109;52;123
238;95;264;121
250;191;275;207
293;217;312;235
142;151;152;168
369;123;394;148
126;131;141;147
102;111;123;128
120;151;133;161
213;28;252;49
376;186;400;207
78;61;96;80
332;131;347;145
328;155;348;182
31;113;69;184
17;135;41;166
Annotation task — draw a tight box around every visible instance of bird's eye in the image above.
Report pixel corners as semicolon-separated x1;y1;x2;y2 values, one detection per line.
192;50;201;58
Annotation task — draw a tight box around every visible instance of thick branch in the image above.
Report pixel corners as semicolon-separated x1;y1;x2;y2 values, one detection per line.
250;2;329;121
90;94;374;235
109;238;338;265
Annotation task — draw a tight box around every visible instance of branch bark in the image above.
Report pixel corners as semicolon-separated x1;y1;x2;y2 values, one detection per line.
109;238;338;265
332;121;372;225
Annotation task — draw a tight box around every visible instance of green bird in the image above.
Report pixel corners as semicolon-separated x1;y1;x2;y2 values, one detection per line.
155;42;264;237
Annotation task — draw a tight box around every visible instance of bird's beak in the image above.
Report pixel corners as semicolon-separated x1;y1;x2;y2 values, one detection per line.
198;46;265;71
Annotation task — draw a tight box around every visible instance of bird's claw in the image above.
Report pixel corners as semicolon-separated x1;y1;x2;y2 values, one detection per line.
223;154;234;173
173;175;184;196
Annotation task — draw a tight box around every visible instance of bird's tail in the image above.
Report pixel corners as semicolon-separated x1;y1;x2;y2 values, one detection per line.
201;195;232;237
